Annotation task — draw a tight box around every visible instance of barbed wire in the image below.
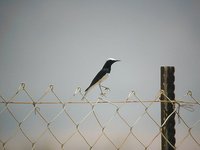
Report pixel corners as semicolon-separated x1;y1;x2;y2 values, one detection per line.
0;83;199;150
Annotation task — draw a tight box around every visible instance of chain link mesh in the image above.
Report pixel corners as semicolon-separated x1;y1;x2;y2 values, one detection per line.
0;83;199;150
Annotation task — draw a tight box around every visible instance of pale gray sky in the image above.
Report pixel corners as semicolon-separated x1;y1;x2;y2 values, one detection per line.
0;0;200;149
0;0;200;98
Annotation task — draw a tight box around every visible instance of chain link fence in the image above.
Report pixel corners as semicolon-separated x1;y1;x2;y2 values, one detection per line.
0;83;200;150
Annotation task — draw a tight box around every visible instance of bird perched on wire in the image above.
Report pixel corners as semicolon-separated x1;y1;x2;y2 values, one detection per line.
82;58;120;100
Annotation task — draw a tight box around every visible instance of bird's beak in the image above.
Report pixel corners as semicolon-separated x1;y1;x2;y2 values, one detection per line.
115;60;121;62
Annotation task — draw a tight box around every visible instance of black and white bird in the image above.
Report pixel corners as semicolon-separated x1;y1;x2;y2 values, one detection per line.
82;58;120;100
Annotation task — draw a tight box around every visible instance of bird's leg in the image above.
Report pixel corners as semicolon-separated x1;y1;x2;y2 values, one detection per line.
99;84;104;96
99;84;110;97
100;85;110;91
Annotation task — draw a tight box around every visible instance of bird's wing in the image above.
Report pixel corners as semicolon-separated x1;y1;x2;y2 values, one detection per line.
85;68;109;92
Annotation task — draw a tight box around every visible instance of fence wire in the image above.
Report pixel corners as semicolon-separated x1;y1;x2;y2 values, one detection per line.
0;83;199;150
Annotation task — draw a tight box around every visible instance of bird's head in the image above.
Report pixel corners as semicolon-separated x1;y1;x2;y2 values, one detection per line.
103;58;120;69
107;58;121;64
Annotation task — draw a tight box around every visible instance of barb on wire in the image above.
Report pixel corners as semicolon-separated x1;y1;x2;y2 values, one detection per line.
73;87;82;96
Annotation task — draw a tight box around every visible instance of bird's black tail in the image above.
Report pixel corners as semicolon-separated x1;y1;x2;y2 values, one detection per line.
81;90;88;101
85;86;90;92
81;86;92;100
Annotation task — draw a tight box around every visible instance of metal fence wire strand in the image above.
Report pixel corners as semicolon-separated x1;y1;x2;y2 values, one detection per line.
0;83;200;150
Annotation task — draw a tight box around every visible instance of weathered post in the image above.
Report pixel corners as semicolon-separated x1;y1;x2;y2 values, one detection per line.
160;66;176;150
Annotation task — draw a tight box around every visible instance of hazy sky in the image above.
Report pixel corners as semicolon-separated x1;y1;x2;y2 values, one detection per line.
0;0;200;149
0;0;200;98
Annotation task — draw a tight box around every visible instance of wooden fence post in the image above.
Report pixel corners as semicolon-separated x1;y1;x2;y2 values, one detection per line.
160;66;176;150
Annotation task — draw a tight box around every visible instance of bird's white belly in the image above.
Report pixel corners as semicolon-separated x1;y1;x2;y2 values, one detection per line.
98;73;109;83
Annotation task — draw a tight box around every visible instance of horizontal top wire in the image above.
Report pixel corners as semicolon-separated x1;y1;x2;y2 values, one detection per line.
0;100;199;104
